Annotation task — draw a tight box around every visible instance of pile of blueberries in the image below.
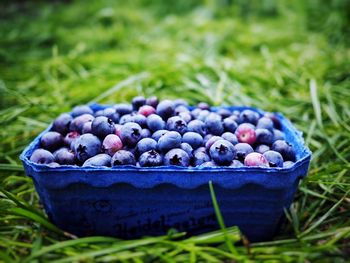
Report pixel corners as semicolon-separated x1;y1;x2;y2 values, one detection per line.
30;97;296;168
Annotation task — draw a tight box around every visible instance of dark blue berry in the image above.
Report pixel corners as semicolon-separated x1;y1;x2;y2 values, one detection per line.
255;144;270;154
73;133;101;162
69;114;94;133
164;148;190;167
54;148;76;165
209;140;235;165
146;96;159;108
91;116;115;139
272;140;296;161
205;113;224;135
152;129;168;141
180;142;193;158
132;96;146;111
194;151;210;166
223;117;238;133
234;143;254;162
40;131;64;151
182;132;203;149
263;150;284;167
255;128;274;145
114;103;133;116
52;113;72;135
72;105;93;117
167;116;188;134
30;149;55;164
139;150;163;167
239;109;259;125
147;114;166;132
221;132;238;145
188;120;206;136
83;154;111;167
120;122;142;146
256;117;274;131
111;150;136;166
136;138;157;155
273;129;285;141
101;108;120;123
156;100;175;120
157;131;182;152
205;136;221;150
217;108;231;119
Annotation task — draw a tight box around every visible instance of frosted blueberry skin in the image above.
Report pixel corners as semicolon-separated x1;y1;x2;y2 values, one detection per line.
91;116;115;139
239;109;260;125
221;132;238;145
40;131;64;152
263;150;284;168
132;96;146;111
73;133;101;162
272;140;296;161
111;150;136;166
69;114;94;133
119;122;142;147
157;131;182;153
52;113;72;135
136;138;157;155
256;117;274;131
187;119;206;137
71;105;93;117
167;116;188;135
30;149;55;164
182;132;203;149
255;144;270;154
223;117;238;133
205;113;224;135
114;103;133;116
156;100;175;120
139;150;163;167
255;128;274;145
147;114;166;132
234;143;254;162
83;154;111;167
54;148;76;165
194;151;210;166
164;148;190;167
209;140;235;165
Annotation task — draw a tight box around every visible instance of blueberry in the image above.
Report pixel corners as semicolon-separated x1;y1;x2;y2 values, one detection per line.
229;160;244;167
73;133;101;162
111;150;136;166
30;149;55;164
197;102;210;110
146;96;159;108
140;128;151;139
40;131;64;151
152;129;168;141
157;131;182;152
139;150;163;167
234;143;254;162
223;117;238;133
255;144;270;154
164;148;190;167
119;114;134;125
205;136;222;150
120;122;142;146
136;138;157;155
131;113;147;128
174;99;188;107
235;123;256;145
256;117;274;131
217;108;232;119
182;132;203;149
102;134;123;156
114;103;133;116
194;146;207;155
263;150;284;167
52;113;72;135
191;108;202;119
197;110;210;122
194;151;210;166
167;116;188;134
272;140;296;161
64;131;80;148
82;122;92;134
199;161;216;167
147;114;166;132
283;161;295;168
255;128;273;145
132;96;146;110
71;105;93;117
69;114;94;133
180;142;193;158
264;112;281;130
83;153;111;167
156;100;175;120
91;116;115;139
239;109;259;125
203;134;213;144
138;105;156;117
178;111;192;123
53;148;76;165
221;132;238;145
174;105;189;115
187;120;206;136
209;140;235;165
205;113;224;135
273;129;285;141
114;124;122;137
101;108;120;123
244;152;269;167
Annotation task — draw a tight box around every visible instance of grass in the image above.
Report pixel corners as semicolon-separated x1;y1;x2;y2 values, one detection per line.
1;0;350;261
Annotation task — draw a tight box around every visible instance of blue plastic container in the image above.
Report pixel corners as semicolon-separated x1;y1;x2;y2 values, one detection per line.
20;105;311;242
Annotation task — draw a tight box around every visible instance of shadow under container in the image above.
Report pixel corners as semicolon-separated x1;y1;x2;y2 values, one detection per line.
20;106;311;242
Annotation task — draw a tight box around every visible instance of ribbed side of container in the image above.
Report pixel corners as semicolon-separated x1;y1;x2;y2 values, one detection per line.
32;179;300;241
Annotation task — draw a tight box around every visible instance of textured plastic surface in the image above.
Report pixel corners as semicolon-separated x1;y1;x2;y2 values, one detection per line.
20;105;311;241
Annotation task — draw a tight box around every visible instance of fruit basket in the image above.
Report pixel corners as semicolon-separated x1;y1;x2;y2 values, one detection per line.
20;103;311;242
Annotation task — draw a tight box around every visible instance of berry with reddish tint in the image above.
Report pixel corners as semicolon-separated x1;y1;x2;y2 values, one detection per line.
138;105;156;117
102;134;123;156
235;123;256;145
64;131;80;148
244;152;269;167
146;96;159;108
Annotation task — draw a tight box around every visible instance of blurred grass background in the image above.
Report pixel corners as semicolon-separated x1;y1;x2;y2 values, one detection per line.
1;0;350;262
